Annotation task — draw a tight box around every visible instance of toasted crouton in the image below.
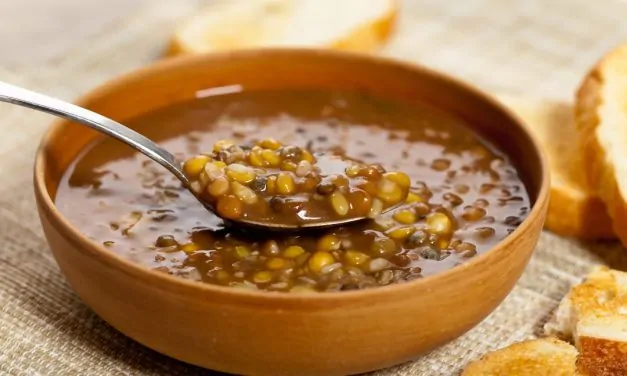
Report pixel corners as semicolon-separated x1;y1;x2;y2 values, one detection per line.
576;44;627;246
500;97;614;239
544;266;627;341
544;266;627;376
462;337;580;376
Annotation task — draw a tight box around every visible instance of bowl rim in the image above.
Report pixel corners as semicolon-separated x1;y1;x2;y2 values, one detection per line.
34;48;550;306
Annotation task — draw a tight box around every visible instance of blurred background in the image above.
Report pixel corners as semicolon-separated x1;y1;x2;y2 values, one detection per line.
2;0;627;101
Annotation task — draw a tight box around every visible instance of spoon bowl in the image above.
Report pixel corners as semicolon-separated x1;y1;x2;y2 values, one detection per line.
221;201;406;231
0;81;395;231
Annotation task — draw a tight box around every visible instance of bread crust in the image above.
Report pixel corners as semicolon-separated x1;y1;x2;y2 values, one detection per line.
578;335;627;376
328;0;397;53
547;185;613;239
502;98;614;239
462;338;580;376
576;45;627;246
166;0;399;57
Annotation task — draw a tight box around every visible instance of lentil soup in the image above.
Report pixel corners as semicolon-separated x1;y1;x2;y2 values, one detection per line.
55;89;529;292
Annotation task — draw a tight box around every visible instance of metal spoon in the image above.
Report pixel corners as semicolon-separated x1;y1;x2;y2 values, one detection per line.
0;81;402;231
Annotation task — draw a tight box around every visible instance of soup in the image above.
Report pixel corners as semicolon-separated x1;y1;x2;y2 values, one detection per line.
55;89;529;292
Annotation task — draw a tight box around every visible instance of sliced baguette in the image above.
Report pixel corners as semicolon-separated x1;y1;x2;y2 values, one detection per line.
544;266;627;376
576;44;627;246
167;0;398;57
462;337;581;376
500;97;614;239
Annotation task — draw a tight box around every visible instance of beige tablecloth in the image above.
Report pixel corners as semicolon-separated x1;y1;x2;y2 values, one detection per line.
2;1;627;375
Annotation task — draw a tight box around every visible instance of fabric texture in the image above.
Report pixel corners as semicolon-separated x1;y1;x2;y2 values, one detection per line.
1;0;627;375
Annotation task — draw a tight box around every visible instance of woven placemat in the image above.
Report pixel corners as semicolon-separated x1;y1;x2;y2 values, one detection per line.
1;1;627;375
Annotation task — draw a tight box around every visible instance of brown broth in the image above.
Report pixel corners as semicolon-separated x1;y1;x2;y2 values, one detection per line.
55;90;529;292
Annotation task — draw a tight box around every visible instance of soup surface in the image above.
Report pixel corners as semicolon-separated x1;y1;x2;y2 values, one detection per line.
56;90;530;292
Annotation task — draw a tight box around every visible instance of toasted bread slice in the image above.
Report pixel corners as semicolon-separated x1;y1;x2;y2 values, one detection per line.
462;338;580;376
544;266;627;376
544;266;627;341
576;44;627;246
167;0;398;57
500;97;614;239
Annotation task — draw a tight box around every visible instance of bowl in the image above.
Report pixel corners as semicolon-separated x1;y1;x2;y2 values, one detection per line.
34;49;549;376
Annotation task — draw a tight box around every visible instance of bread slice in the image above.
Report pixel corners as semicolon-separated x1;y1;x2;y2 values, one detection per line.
576;44;627;246
500;97;614;239
544;266;627;376
167;0;398;57
462;337;581;376
544;266;627;341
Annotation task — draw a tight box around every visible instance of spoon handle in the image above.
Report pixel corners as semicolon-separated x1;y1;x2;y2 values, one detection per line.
0;81;189;185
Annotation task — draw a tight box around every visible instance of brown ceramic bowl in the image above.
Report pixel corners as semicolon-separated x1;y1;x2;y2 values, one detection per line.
34;49;549;376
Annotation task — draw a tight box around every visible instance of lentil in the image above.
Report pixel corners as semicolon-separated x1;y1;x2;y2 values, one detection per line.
344;250;370;266
316;235;341;252
386;226;416;241
155;235;177;247
308;252;335;273
461;206;487;221
262;240;281;256
253;271;273;284
393;209;417;224
475;227;496;239
427;212;453;235
266;258;287;270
